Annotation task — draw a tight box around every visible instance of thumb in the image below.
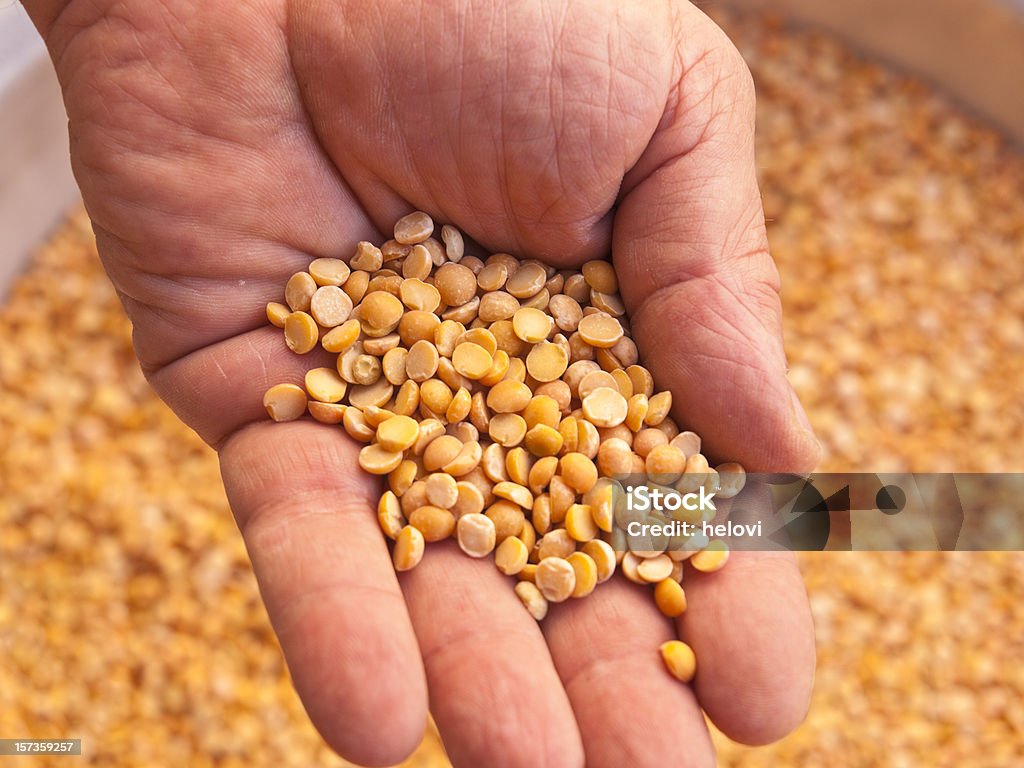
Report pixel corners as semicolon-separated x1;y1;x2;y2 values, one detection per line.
613;11;820;473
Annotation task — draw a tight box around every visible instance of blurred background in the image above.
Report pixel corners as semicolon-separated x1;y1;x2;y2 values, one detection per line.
2;0;1023;765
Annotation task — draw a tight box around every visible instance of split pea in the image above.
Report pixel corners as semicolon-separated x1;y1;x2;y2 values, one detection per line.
577;312;623;348
566;551;598;598
495;536;529;575
400;279;441;313
263;212;749;684
514;582;548;621
582;260;618;294
284;311;318;354
440;224;464;262
452;481;486;518
377;492;405;540
393;526;425;571
285;271;317;312
304;368;348;404
394;212;434;245
535;557;576;603
434;264;477;307
266;302;290;327
526;341;569;383
561;453;598;494
310;285;353;327
263;384;307;422
654;578;687;618
422;435;463;471
487;380;532;413
358;443;404;475
581;540;617;583
582;387;628;428
456;513;497;558
637;554;674;583
492;481;534;510
452;342;493;379
322;319;361;353
351;241;384;272
489;413;527;447
376;415;420;452
578;370;618;400
308;401;346;424
409;505;456;542
361;291;405;330
425;472;459;509
309;257;351;287
690;540;730;573
660;640;697;683
406;340;440;382
512;307;552;343
485;500;527;543
403;245;433;280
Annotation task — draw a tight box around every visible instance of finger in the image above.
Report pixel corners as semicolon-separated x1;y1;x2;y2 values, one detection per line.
544;579;716;768
34;0;379;370
398;543;585;767
219;420;427;766
678;551;815;745
94;218;376;374
146;325;337;448
99;230;312;374
612;8;819;473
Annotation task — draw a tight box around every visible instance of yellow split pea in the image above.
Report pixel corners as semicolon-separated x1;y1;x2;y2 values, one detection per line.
262;211;745;686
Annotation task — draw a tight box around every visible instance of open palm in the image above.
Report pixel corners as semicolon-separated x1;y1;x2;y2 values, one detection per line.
29;0;818;764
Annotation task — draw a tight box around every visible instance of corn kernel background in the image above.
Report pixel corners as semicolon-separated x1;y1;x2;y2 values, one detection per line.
2;12;1023;767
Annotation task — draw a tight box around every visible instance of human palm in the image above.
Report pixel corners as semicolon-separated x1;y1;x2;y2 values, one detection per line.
29;0;818;764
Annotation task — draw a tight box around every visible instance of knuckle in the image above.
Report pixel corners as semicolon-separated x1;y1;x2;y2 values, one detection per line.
672;13;756;126
719;38;756;107
701;32;756;117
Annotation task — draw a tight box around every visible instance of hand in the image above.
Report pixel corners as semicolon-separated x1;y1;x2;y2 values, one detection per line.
27;0;818;764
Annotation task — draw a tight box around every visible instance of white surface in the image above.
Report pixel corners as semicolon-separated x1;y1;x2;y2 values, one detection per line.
0;3;80;296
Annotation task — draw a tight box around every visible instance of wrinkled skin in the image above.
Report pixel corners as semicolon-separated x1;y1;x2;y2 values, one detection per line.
26;1;819;765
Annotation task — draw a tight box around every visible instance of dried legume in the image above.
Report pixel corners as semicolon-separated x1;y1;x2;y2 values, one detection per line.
263;212;745;682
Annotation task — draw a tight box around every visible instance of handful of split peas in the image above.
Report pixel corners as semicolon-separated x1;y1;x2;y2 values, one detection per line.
263;211;746;683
